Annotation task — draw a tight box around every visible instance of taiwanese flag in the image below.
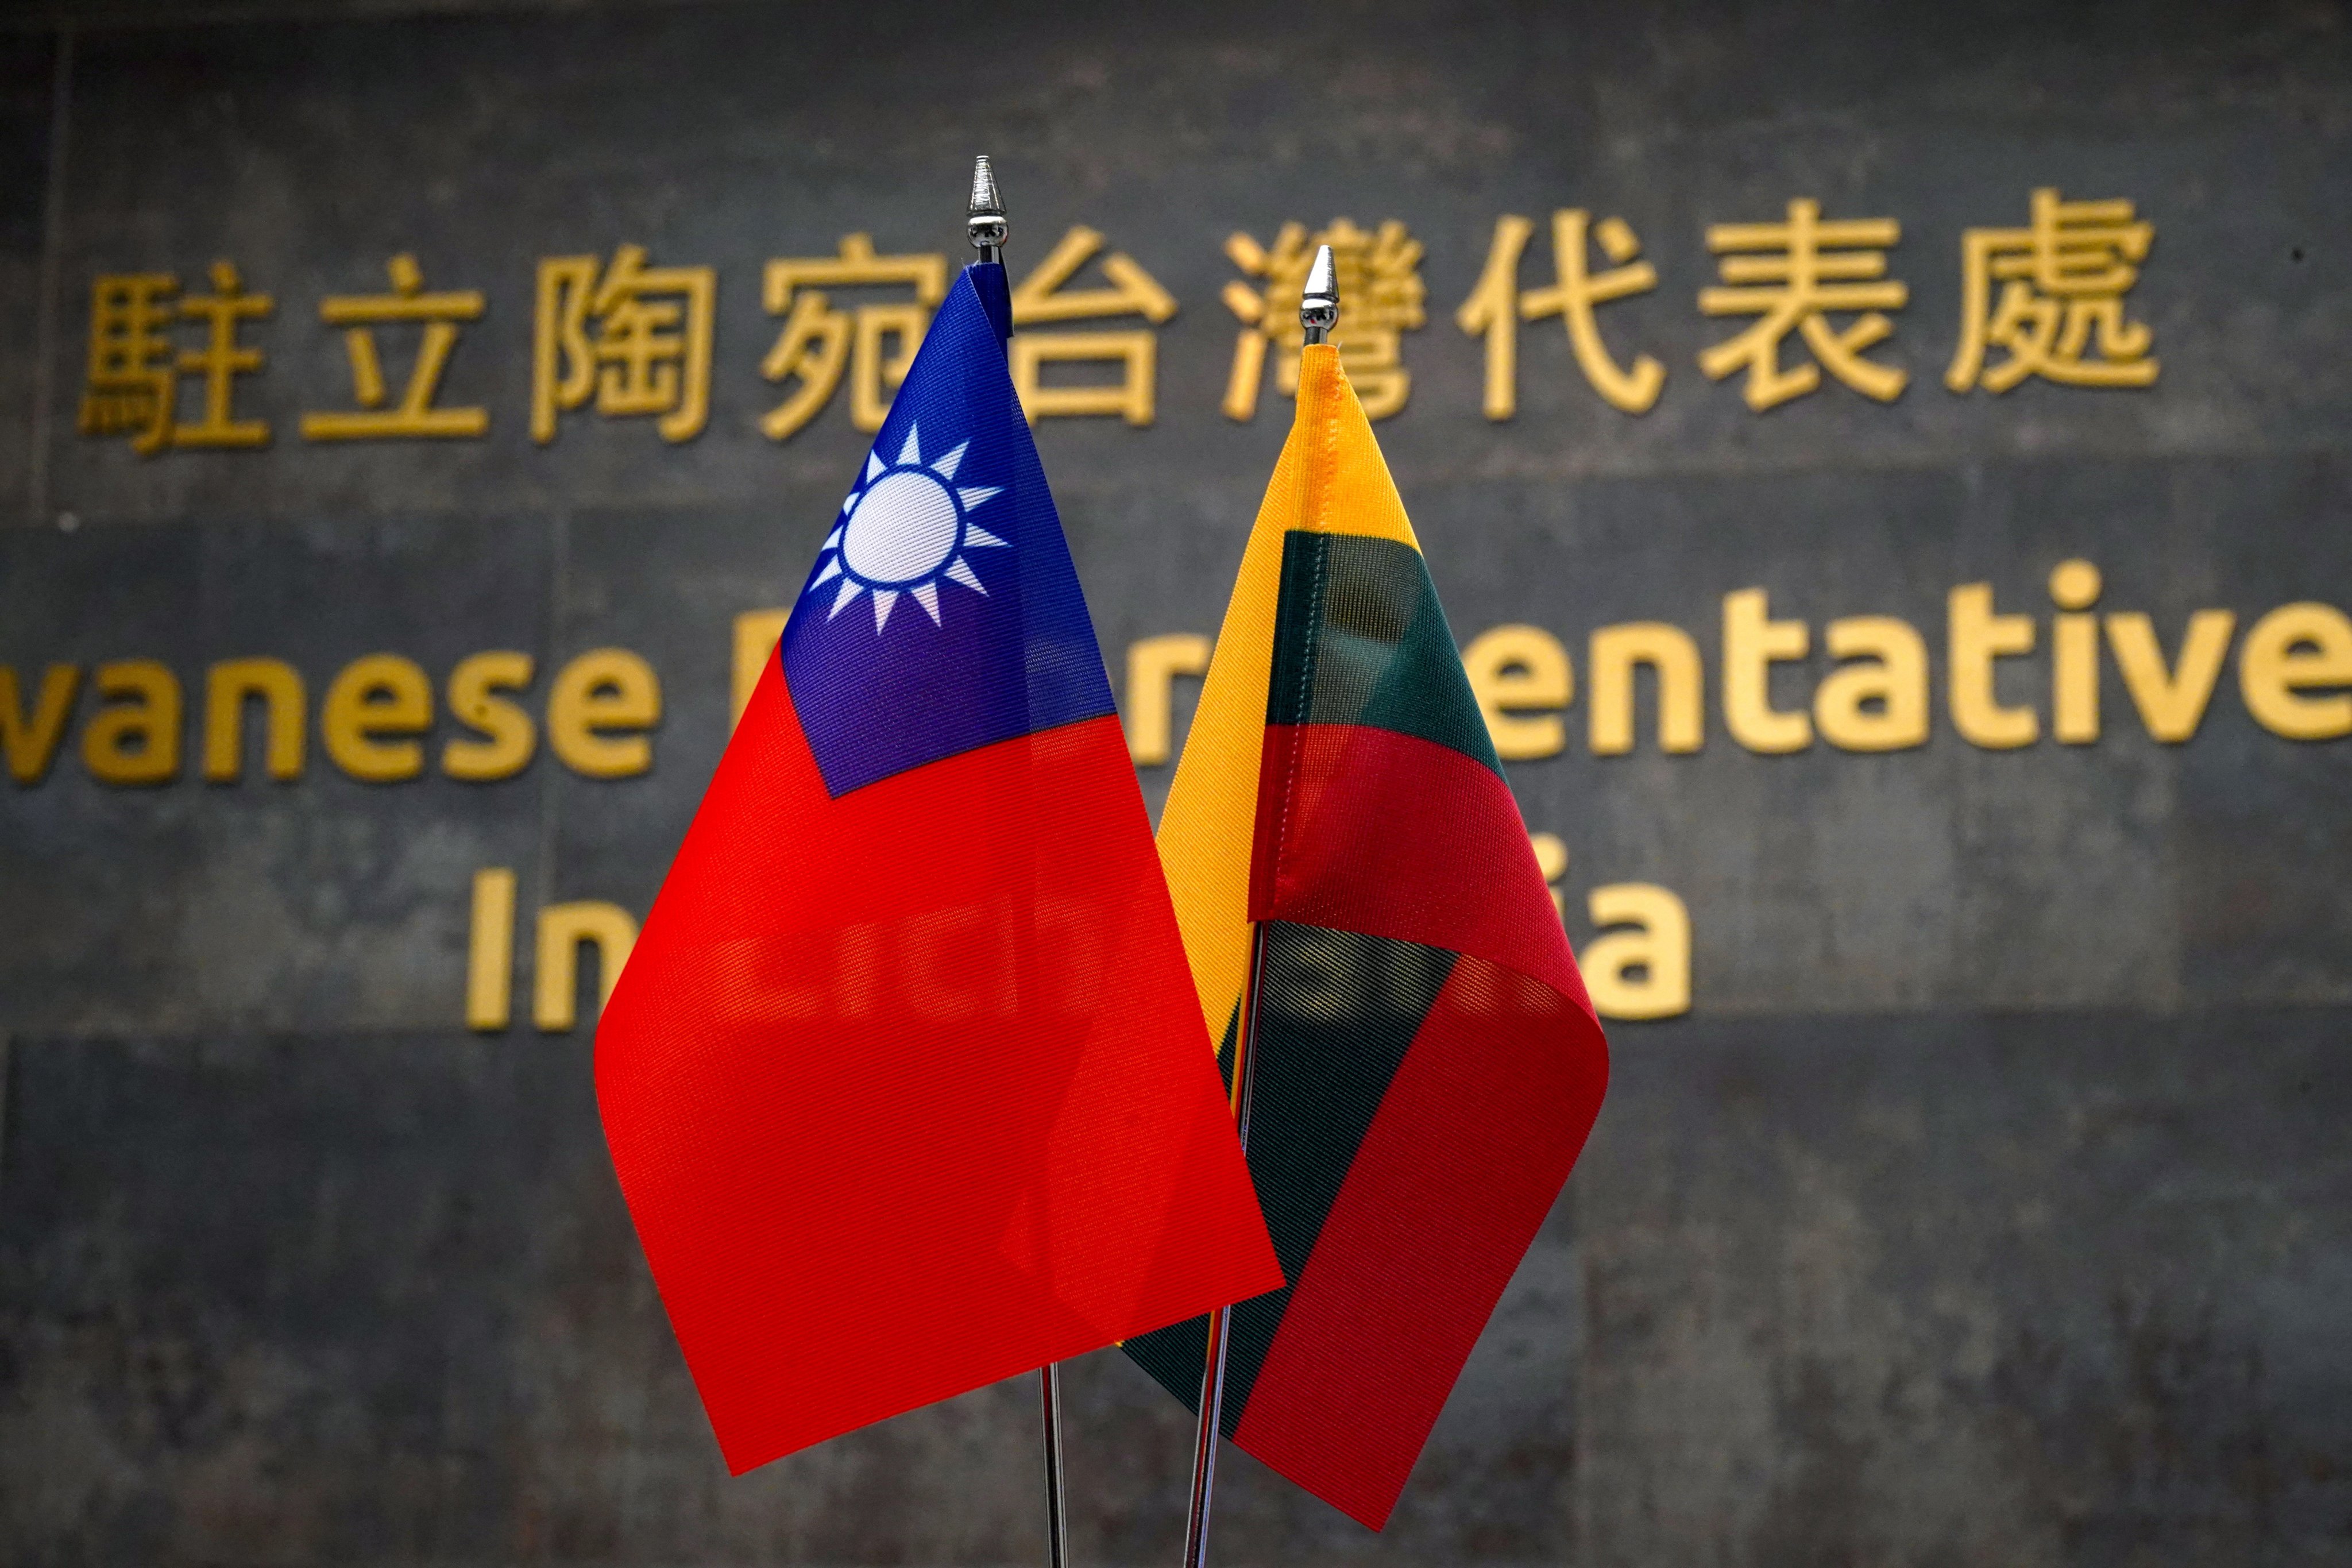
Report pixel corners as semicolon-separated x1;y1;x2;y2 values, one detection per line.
596;261;1281;1474
1123;343;1609;1528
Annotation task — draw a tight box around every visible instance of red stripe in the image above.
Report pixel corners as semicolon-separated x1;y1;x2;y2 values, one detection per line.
596;657;1281;1472
1232;954;1608;1528
1253;722;1592;1012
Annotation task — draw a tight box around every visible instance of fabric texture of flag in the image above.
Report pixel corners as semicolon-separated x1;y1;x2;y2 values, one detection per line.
596;261;1282;1475
1123;343;1610;1530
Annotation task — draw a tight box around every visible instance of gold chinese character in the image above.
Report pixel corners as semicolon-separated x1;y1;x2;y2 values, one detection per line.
77;273;180;454
78;262;275;453
532;245;715;445
1007;226;1177;427
171;261;276;449
1002;223;1176;425
1700;199;1906;411
1458;210;1665;418
300;254;488;441
759;234;948;441
1947;188;2156;393
1223;218;1425;420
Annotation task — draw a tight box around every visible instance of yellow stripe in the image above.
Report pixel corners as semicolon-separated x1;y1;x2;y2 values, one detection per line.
1157;345;1422;1041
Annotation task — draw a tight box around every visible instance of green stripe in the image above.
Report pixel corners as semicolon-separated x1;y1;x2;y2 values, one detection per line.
1121;924;1458;1431
1266;531;1501;773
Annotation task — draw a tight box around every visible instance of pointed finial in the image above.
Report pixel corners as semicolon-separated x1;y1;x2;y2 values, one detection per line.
968;155;1006;264
1300;244;1338;345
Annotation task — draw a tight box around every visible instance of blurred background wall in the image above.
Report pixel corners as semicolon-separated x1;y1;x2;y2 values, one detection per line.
1;1;2349;1563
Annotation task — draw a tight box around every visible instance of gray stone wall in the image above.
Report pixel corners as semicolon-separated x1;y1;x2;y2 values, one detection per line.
2;2;2347;1563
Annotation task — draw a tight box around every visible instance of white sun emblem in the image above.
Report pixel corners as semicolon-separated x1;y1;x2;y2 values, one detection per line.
809;423;1010;632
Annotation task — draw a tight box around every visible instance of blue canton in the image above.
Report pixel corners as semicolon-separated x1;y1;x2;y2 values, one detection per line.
779;264;1117;797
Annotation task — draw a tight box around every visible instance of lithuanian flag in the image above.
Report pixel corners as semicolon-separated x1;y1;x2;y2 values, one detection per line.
1123;343;1609;1530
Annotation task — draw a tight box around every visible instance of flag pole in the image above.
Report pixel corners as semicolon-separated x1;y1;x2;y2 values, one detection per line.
970;151;1065;1568
1041;1361;1069;1568
1179;246;1338;1568
1177;925;1265;1568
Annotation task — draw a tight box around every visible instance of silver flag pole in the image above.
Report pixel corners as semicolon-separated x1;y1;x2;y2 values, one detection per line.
969;152;1064;1568
1176;929;1258;1568
1178;914;1275;1568
1176;234;1323;1549
1041;1361;1070;1568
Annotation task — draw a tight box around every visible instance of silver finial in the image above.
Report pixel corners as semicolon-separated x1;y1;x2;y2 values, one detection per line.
968;156;1006;263
1299;244;1338;344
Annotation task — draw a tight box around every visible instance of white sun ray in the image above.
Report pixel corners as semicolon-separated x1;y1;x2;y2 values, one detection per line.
872;589;899;631
811;557;843;589
864;451;884;482
831;579;866;617
823;524;844;549
933;441;970;481
965;523;1009;549
956;485;1001;512
897;425;922;466
911;581;941;623
944;557;987;595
